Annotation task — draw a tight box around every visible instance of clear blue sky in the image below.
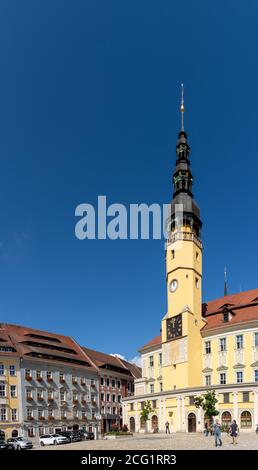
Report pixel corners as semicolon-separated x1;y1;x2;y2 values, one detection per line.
0;1;258;361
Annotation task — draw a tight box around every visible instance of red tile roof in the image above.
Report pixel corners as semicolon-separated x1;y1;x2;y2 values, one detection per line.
0;323;93;369
139;334;162;351
140;288;258;349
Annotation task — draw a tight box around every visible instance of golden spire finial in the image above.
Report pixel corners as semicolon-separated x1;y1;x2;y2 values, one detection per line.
180;83;185;130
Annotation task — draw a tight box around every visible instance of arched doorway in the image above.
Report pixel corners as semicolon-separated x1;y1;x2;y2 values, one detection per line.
151;415;158;431
129;417;135;433
188;413;196;432
240;411;252;429
140;416;146;430
11;429;18;438
221;412;231;431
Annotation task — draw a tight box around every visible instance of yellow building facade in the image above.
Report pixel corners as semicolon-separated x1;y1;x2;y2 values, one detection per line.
0;351;22;438
123;98;258;433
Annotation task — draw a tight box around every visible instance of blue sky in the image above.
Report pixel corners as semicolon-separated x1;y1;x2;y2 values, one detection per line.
0;1;258;361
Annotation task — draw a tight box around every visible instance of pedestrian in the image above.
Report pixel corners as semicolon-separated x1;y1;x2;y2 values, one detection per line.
204;422;209;437
229;419;239;445
214;419;222;447
165;421;170;434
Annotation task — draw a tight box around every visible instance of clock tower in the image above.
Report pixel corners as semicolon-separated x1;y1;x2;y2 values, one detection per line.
161;85;206;390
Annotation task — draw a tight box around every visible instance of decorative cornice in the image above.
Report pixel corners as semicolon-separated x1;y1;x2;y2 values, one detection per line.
202;367;213;373
233;363;246;370
216;366;228;371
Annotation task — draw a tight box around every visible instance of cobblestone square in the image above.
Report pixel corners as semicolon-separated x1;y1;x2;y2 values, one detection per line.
36;432;258;451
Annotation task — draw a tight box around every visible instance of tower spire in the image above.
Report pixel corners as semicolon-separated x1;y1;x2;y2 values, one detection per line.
180;83;185;131
224;266;228;297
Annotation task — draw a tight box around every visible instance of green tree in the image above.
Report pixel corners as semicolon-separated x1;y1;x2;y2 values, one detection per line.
140;401;153;431
194;390;219;423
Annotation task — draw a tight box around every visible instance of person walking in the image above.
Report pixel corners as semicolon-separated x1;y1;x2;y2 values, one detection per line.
214;419;222;447
204;422;209;437
165;421;170;434
229;419;239;445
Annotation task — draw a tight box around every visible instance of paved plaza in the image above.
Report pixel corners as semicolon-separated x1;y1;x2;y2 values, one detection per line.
35;432;258;450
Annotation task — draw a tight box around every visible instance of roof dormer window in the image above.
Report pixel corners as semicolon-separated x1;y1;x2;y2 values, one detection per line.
223;312;229;323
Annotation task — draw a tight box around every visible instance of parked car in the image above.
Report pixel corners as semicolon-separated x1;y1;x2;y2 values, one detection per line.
0;440;15;450
78;430;94;440
39;434;69;446
59;431;82;443
7;437;33;450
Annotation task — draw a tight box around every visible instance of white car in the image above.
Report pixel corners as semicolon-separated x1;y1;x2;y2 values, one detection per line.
39;434;68;446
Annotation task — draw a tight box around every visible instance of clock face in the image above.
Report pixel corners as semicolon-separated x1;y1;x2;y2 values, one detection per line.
166;314;183;341
169;279;178;293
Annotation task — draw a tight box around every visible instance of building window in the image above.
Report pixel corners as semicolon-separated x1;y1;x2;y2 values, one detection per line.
106;378;110;387
140;402;144;410
159;353;162;366
112;394;116;402
223;393;230;403
220;373;226;385
196;251;199;262
240;410;252;428
59;372;65;383
47;371;53;381
0;408;7;421
160;382;163;392
220;338;227;352
255;333;258;347
26;389;32;400
205;341;211;354
25;369;32;380
149;356;154;367
9;365;16;376
0;364;4;376
60;391;65;402
101;393;104;402
205;375;211;386
10;385;16;398
36;370;43;381
223;312;229;323
0;384;6;397
118;395;121;403
130;403;134;411
243;391;249;403
171;250;175;260
117;380;121;389
255;370;258;382
152;400;157;408
28;427;34;438
106;393;110;402
195;277;200;289
112;379;115;388
189;396;195;405
150;384;154;394
26;408;33;420
236;371;243;383
11;409;18;421
100;377;104;386
236;335;243;350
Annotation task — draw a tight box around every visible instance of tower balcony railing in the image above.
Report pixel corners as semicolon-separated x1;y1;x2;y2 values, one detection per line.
167;231;202;249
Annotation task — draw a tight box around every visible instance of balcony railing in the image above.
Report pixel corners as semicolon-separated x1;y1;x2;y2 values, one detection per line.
26;396;33;402
167;231;202;248
48;397;54;403
25;375;32;381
